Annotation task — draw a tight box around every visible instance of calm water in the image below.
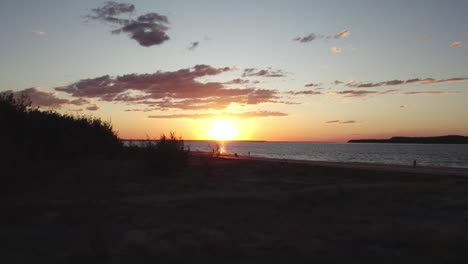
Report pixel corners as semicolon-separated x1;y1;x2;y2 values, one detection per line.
125;140;468;168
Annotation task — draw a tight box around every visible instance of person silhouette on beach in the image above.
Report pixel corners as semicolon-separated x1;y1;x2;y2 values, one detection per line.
413;160;417;168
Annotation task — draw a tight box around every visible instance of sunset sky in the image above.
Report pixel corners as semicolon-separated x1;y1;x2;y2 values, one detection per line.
1;0;467;141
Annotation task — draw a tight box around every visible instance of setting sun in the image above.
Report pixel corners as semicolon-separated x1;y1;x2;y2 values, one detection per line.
209;119;238;141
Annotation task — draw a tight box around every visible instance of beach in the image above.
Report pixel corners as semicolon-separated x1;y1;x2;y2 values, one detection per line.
2;153;468;263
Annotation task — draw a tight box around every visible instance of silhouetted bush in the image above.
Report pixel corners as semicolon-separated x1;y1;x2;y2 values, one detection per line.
144;132;188;173
123;133;188;174
0;92;122;169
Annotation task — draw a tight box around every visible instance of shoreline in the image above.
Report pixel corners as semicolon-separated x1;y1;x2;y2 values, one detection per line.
192;151;468;177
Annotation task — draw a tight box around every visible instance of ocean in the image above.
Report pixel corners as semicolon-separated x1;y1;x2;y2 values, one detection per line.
124;140;468;169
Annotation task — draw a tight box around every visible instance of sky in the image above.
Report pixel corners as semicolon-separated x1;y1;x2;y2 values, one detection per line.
1;0;467;141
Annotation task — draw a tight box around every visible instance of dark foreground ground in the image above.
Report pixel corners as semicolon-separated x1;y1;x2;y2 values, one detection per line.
2;154;468;263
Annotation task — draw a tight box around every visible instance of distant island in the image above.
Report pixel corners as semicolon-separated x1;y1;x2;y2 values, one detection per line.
348;135;468;144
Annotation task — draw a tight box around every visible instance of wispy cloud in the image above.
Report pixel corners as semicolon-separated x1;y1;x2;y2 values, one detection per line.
188;41;199;50
330;47;342;54
451;41;462;48
401;91;460;95
242;68;286;78
148;111;288;119
330;90;378;97
345;76;468;88
329;30;351;39
304;82;321;87
286;90;322;95
224;78;250;85
292;33;321;43
326;120;357;124
56;65;286;110
85;1;170;47
293;29;351;43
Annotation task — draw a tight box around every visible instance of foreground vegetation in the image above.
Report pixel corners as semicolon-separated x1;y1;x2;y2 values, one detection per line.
0;92;187;190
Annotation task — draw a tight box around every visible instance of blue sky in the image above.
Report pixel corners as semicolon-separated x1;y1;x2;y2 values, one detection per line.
0;0;467;140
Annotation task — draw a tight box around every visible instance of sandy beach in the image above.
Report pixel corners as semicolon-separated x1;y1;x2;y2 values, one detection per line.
216;152;468;177
2;153;468;263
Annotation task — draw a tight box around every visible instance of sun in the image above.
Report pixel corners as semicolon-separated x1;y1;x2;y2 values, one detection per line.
209;118;238;141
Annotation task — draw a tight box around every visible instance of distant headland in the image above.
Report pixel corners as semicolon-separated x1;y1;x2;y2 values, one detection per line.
348;135;468;144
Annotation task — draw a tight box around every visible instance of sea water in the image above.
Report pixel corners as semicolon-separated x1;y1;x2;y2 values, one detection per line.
124;140;468;168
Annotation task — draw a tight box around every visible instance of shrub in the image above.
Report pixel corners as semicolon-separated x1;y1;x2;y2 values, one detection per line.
146;132;189;173
0;92;122;166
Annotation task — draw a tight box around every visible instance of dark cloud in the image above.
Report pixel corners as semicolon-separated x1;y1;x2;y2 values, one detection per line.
401;91;460;95
326;120;356;124
331;90;378;97
86;2;170;47
242;68;286;78
188;41;199;50
90;1;135;17
56;65;285;110
224;78;250;85
331;88;459;98
379;89;399;94
346;77;468;88
86;105;100;111
293;33;321;43
7;87;96;109
286;90;322;95
16;87;69;108
293;30;351;43
304;82;321;87
148;111;288;119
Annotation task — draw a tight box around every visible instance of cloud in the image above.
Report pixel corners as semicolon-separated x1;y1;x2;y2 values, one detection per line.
242;68;286;78
286;90;322;95
86;2;170;47
379;89;399;94
32;30;46;36
326;120;356;124
330;30;351;39
331;90;378;97
330;47;342;54
86;105;100;111
188;41;199;50
224;78;250;85
148;111;288;119
304;82;321;87
334;80;344;85
401;91;460;95
331;88;459;98
293;29;351;43
7;87;95;109
346;76;468;88
56;65;284;110
293;33;321;43
451;41;462;48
